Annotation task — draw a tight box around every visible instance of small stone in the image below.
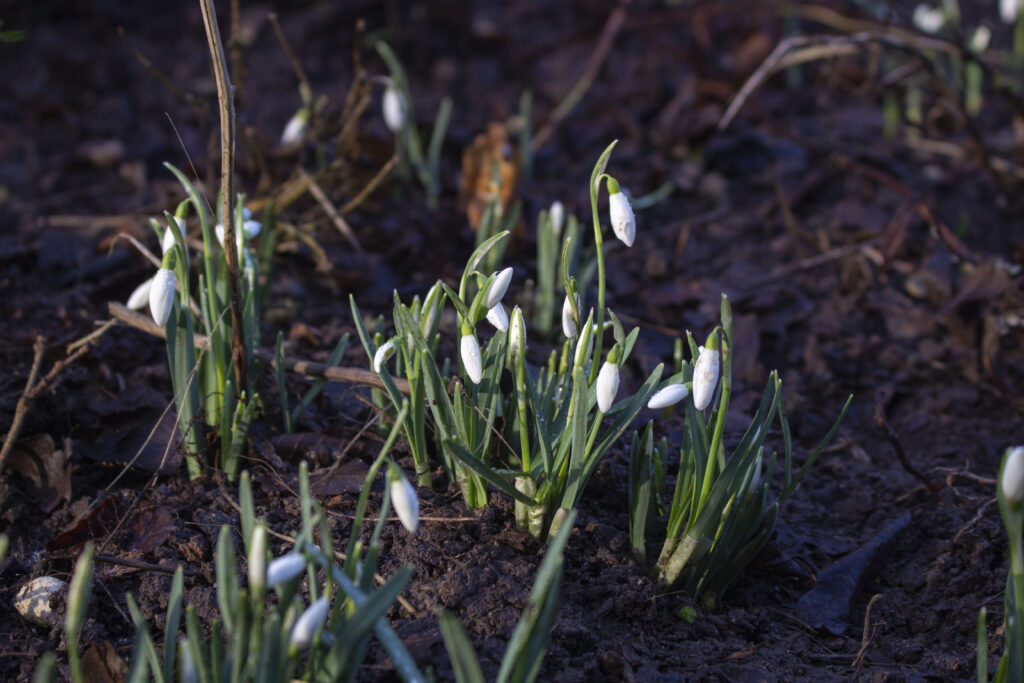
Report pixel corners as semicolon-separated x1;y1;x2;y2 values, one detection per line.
15;576;68;626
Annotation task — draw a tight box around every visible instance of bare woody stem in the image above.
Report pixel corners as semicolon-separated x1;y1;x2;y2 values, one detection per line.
199;0;248;394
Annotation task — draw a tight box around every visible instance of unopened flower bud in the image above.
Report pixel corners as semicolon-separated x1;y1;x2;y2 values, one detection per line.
692;345;719;411
290;597;328;650
648;383;689;410
486;304;509;332
149;268;176;327
460;324;482;384
509;306;526;359
248;523;268;592
549;201;564;236
266;553;306;587
595;350;620;414
280;107;309;147
389;474;419;533
374;340;397;373
383;85;406;132
562;295;579;339
1002;446;1024;505
485;267;513;309
607;177;635;247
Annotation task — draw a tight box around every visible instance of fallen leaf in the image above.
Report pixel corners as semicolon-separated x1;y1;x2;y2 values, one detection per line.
459;122;518;230
310;459;370;496
47;493;125;553
128;506;176;553
81;641;129;683
7;434;72;513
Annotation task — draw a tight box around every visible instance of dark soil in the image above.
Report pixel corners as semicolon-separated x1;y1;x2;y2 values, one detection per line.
2;1;1024;681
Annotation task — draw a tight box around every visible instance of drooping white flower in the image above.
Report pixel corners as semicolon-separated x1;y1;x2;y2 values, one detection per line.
266;553;306;587
485;267;513;309
647;383;689;410
290;597;329;650
692;345;720;411
373;340;397;373
607;178;635;247
460;329;483;384
248;523;268;592
486;304;509;332
561;295;578;338
1002;0;1020;24
149;268;176;326
127;277;153;310
549;201;564;236
383;84;406;132
1002;446;1024;505
509;306;526;359
913;4;945;33
390;476;419;533
596;360;620;413
280;108;309;147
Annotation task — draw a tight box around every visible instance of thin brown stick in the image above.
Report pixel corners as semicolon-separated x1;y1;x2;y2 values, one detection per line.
94;554;205;578
532;0;631;151
199;0;248;394
268;13;312;105
0;337;45;471
339;155;398;215
874;384;938;495
301;168;365;254
851;593;883;673
67;319;117;354
117;27;207;112
108;302;409;394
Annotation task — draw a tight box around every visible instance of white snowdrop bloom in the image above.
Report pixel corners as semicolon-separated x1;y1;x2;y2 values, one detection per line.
509;306;526;359
280;108;309;146
647;383;689;410
606;177;635;247
561;294;578;338
549;201;564;236
1002;446;1024;505
461;330;483;384
486;304;509;332
248;523;268;592
969;25;991;53
913;4;945;33
290;597;329;650
266;553;306;587
373;340;397;373
390;476;419;533
1002;0;1020;24
485;267;513;309
383;84;406;132
242;219;262;240
692;345;720;411
214;223;226;247
149;268;176;326
127;277;153;310
595;361;620;413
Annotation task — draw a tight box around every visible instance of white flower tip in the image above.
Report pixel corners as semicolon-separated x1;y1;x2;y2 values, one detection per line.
609;191;635;247
149;268;176;326
509;307;526;358
461;333;483;384
561;295;578;339
550;201;564;235
390;478;419;533
266;553;306;587
1002;446;1024;505
485;267;513;309
692;346;720;411
647;383;689;410
214;223;226;247
373;340;396;373
248;524;268;591
290;597;329;650
913;4;945;33
1002;0;1019;24
383;86;406;132
486;304;509;332
280;110;308;146
127;278;153;310
596;361;620;413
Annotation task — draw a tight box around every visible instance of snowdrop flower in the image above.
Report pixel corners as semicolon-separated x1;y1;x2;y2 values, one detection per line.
383;84;406;132
968;25;991;53
595;347;620;413
509;306;526;359
647;383;689;410
562;294;578;338
549;201;564;236
486;304;509;332
1002;0;1020;24
214;217;261;251
1002;446;1024;506
460;323;482;384
373;339;396;373
913;4;945;33
266;553;306;587
280;107;309;147
149;267;176;326
389;474;419;533
248;523;268;592
485;267;513;309
692;345;720;411
607;177;635;247
290;597;328;650
126;278;153;310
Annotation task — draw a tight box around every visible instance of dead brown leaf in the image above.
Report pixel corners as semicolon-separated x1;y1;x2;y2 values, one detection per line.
7;434;72;513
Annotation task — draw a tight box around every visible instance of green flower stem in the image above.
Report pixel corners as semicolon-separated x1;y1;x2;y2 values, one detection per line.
588;176;607;386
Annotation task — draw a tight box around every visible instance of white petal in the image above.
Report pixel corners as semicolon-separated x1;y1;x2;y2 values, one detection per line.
280;110;308;146
243;219;262;239
561;295;578;338
549;201;564;236
692;346;720;411
390;478;419;533
214;223;226;247
461;333;483;384
149;268;176;326
1002;0;1019;24
596;361;619;413
486;304;509;332
1003;446;1024;504
127;278;153;310
290;597;329;650
485;267;513;309
609;191;635;247
266;553;306;587
647;384;689;409
383;86;406;132
373;340;396;373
